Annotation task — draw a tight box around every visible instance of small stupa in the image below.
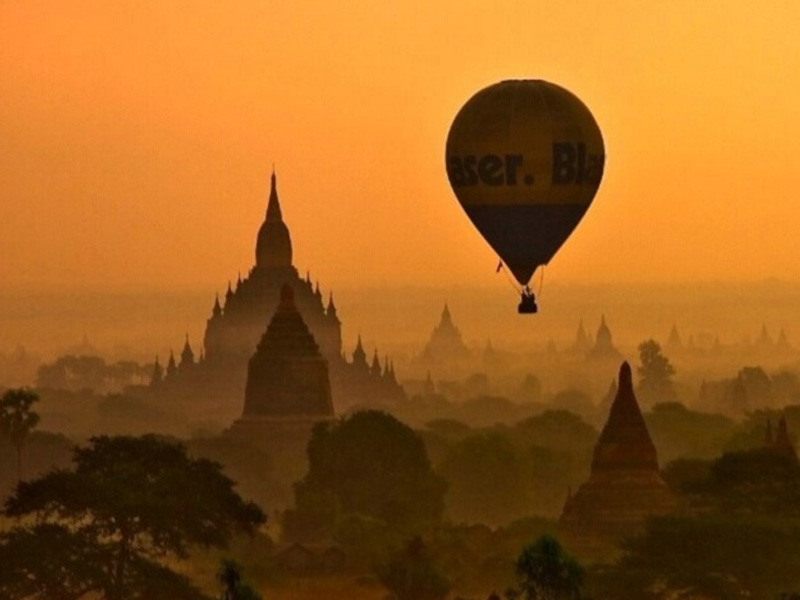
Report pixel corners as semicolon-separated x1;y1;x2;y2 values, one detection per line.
765;416;798;462
559;362;676;558
665;324;683;354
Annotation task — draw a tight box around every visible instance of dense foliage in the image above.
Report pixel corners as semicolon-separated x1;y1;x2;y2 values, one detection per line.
0;388;40;480
283;410;446;542
506;535;584;600
376;536;450;600
440;432;532;526
593;447;800;598
0;435;265;600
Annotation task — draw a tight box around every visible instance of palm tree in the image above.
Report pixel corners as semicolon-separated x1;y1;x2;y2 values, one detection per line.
217;559;262;600
510;535;584;600
0;388;40;481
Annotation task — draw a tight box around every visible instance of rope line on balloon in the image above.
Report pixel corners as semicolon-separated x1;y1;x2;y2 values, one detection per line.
496;261;523;294
536;265;545;299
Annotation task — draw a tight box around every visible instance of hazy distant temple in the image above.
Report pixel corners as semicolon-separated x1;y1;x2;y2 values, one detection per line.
585;315;622;361
148;171;404;418
764;415;798;462
421;304;471;363
559;362;677;557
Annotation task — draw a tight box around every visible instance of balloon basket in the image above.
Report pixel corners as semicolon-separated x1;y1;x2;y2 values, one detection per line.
518;292;538;314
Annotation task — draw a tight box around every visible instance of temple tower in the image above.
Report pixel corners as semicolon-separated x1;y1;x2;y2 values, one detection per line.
559;362;676;558
242;285;334;418
229;285;336;505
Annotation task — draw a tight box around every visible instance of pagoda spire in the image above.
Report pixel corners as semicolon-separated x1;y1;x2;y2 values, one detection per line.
180;334;195;368
212;294;222;317
327;293;340;321
441;303;452;325
255;168;292;268
352;335;367;368
371;349;382;376
266;168;283;222
166;351;177;378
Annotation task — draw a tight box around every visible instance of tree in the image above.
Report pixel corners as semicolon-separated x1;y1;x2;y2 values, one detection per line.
637;340;676;404
506;535;584;600
440;432;532;526
704;449;800;514
0;388;40;481
595;515;800;600
0;435;265;600
376;536;450;600
735;366;772;408
217;559;262;600
284;411;446;541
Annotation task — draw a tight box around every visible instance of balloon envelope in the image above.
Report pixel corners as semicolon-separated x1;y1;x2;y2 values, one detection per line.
446;80;605;286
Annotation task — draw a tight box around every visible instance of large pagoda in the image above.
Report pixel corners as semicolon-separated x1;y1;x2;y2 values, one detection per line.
559;362;677;558
148;170;404;421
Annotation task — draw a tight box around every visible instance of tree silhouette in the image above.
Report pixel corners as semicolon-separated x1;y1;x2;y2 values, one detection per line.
0;388;40;481
506;535;584;600
598;515;800;600
217;559;262;600
440;432;531;526
637;340;676;404
0;435;265;600
376;536;450;600
284;411;446;541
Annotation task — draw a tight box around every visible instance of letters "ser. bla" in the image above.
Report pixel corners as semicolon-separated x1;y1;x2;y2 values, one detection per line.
447;143;604;188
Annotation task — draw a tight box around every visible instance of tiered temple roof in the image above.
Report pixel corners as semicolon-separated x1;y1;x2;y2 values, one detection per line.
242;285;334;418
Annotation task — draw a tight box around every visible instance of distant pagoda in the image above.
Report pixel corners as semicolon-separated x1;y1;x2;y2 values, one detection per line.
571;318;593;354
421;304;470;362
665;324;683;354
765;416;798;462
586;315;622;361
559;362;677;558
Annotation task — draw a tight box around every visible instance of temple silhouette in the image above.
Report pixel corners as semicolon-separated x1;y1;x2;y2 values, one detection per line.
421;304;470;363
559;362;676;557
585;315;622;361
145;170;403;420
764;415;798;462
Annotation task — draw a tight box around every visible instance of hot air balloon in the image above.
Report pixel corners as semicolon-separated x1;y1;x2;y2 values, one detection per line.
445;80;605;313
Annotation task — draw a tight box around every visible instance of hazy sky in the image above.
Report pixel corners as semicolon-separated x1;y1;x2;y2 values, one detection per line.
3;1;800;291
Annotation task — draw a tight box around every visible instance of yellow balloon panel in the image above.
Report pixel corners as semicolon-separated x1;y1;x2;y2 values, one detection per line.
446;80;604;208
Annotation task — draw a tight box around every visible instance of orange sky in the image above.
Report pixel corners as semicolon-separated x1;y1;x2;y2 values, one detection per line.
3;1;800;291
